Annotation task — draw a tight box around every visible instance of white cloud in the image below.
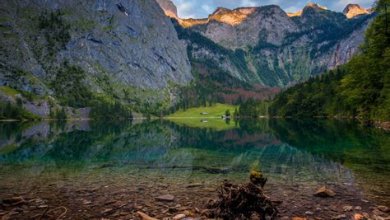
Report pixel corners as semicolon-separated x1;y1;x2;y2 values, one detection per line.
201;4;213;14
239;0;260;7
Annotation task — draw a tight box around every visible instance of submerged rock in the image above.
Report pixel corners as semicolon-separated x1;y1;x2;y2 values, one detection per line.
377;205;390;213
353;213;365;220
332;214;347;220
155;194;175;202
172;213;186;220
343;205;353;212
304;211;314;215
137;211;158;220
314;186;336;198
355;206;362;210
2;196;26;206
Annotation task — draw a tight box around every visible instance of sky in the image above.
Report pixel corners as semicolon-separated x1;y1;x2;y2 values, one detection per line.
171;0;376;18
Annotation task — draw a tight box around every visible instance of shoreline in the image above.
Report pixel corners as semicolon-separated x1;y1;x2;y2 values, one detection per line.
1;117;389;132
0;169;389;220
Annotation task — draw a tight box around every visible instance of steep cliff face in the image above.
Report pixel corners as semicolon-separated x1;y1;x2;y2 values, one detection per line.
0;0;192;115
180;3;374;87
156;0;178;18
189;5;299;50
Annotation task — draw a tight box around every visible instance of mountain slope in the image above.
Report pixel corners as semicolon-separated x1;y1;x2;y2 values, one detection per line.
0;0;192;118
269;1;389;122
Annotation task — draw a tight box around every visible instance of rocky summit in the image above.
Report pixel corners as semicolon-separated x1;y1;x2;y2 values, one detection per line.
343;4;370;19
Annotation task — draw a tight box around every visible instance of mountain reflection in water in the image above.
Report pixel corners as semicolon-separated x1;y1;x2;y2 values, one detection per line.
0;119;389;206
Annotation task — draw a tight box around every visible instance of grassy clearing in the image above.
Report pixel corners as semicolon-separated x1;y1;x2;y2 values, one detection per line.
166;103;238;130
168;117;237;131
168;103;236;118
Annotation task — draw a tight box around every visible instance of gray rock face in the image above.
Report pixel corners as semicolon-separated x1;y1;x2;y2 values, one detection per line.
0;0;192;97
180;4;374;87
156;0;178;18
200;6;299;50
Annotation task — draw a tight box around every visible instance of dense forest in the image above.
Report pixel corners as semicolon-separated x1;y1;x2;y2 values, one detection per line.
269;0;390;122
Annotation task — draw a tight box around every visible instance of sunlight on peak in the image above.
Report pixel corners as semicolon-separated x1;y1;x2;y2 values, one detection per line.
287;10;303;17
179;7;258;27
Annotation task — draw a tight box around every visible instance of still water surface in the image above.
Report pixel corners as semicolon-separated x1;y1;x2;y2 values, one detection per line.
0;119;389;206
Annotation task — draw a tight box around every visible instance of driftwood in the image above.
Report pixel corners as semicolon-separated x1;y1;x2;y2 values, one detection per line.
204;171;278;220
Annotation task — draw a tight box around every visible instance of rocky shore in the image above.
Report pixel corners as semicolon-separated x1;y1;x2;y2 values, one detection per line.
0;170;389;220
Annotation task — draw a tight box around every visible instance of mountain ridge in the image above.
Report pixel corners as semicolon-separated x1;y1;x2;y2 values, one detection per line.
169;2;375;90
156;2;371;27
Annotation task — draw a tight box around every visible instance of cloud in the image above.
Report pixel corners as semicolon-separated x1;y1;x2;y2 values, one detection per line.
171;0;376;18
284;6;300;13
174;0;197;18
239;0;261;7
201;4;213;14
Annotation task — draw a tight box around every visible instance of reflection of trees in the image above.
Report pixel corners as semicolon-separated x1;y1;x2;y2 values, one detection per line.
268;119;390;204
268;119;390;166
1;119;388;190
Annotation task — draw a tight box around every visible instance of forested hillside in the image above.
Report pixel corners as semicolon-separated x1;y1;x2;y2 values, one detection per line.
269;0;390;122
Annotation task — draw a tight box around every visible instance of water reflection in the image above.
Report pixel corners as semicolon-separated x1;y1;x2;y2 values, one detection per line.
0;119;389;205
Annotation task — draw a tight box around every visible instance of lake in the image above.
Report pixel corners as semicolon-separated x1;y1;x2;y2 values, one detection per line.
0;119;389;219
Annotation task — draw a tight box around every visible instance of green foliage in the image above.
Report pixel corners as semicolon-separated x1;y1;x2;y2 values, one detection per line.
51;62;92;108
225;109;231;117
239;99;270;118
0;101;39;120
56;108;67;120
270;1;390;122
90;99;133;120
171;61;253;113
0;86;20;96
38;10;71;56
49;63;133;119
169;103;236;118
167;103;238;130
269;68;346;117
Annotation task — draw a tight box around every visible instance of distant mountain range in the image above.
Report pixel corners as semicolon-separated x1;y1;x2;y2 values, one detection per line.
158;0;374;88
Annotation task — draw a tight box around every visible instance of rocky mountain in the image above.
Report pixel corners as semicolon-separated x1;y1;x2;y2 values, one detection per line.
156;0;178;18
343;4;370;19
0;0;192;117
172;3;374;89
